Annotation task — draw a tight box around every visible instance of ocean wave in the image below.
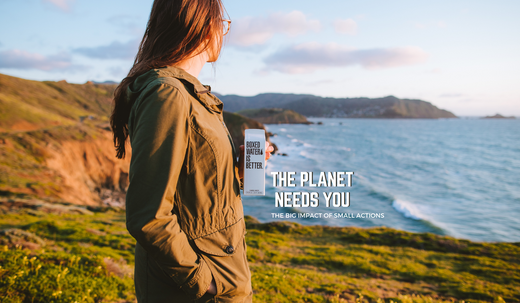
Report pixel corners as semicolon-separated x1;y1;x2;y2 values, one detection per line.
299;151;311;159
392;199;428;220
391;199;448;235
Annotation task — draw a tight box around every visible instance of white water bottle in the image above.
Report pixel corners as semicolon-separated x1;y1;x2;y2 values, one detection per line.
243;129;266;196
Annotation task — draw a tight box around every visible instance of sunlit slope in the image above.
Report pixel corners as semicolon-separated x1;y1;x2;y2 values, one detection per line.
237;108;310;124
0;73;116;132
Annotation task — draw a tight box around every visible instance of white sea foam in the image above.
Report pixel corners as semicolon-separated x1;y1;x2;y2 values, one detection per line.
392;199;428;220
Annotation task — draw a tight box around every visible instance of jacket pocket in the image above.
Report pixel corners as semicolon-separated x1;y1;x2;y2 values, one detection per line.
192;218;251;299
193;218;246;257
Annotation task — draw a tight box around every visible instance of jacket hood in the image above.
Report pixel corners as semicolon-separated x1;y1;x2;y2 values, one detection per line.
127;66;223;114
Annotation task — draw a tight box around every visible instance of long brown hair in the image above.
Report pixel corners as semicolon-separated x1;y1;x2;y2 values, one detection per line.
110;0;226;159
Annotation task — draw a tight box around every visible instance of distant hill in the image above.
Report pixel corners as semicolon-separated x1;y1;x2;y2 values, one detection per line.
236;108;310;124
219;93;457;119
218;93;315;112
482;114;516;119
92;80;119;85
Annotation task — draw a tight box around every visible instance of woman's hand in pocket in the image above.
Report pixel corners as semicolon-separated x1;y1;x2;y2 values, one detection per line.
207;277;217;295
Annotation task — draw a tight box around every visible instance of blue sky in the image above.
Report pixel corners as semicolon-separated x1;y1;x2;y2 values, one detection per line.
1;0;519;116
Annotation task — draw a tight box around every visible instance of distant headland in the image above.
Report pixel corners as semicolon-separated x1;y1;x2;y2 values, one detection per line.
482;113;516;119
217;93;457;119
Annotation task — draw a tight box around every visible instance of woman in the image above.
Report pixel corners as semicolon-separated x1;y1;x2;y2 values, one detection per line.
110;0;273;302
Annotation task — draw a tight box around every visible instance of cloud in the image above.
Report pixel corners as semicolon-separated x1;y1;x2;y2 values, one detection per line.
263;43;429;74
43;0;75;11
227;11;321;48
107;15;144;36
74;39;139;60
334;19;357;35
0;49;85;71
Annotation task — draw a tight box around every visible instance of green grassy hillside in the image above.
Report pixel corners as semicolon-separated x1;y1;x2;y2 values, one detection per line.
0;74;116;132
0;199;517;303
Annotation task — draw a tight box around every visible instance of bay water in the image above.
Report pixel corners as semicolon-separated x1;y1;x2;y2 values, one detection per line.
241;118;520;242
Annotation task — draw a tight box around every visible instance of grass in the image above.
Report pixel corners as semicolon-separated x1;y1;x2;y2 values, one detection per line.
0;248;134;303
0;207;134;303
0;204;517;303
244;219;519;302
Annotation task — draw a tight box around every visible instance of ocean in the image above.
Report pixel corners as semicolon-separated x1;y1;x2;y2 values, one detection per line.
241;118;520;243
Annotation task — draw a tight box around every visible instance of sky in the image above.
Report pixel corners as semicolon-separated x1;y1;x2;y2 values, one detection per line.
0;0;519;116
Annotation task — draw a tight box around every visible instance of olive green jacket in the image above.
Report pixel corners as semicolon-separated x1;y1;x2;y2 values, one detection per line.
125;66;252;302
